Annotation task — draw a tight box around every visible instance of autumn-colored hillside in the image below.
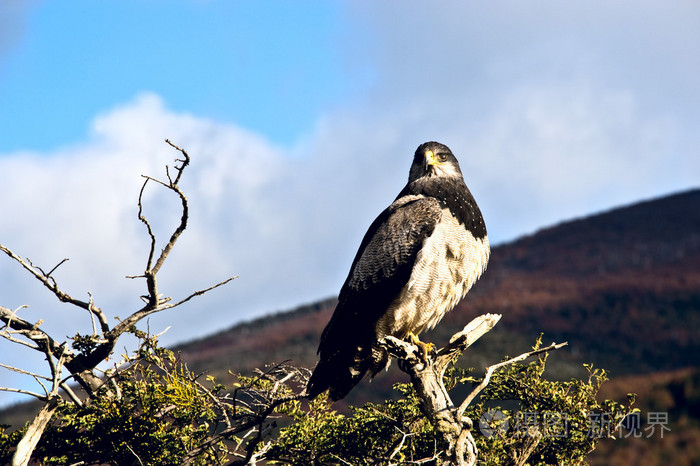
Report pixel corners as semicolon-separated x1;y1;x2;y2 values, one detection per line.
447;188;700;376
589;367;700;465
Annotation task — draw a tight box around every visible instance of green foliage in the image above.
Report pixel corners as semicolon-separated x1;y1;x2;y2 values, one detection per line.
0;334;241;465
267;387;439;464
264;338;636;465
35;352;226;464
1;336;635;465
462;337;637;465
0;426;23;463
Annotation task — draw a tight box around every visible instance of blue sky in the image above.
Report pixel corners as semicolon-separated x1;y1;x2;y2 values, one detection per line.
1;1;699;407
0;1;359;150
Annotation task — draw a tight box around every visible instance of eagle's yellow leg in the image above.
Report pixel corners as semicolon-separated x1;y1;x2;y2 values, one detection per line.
406;331;435;363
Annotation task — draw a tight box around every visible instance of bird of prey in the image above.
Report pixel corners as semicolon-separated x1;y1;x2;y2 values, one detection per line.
307;141;490;401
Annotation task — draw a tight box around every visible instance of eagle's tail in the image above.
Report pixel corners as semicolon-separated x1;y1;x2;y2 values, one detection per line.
306;347;367;401
306;342;389;401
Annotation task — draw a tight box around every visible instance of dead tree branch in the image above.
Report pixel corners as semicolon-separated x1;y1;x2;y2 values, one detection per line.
10;345;69;466
0;247;110;334
0;140;238;464
381;314;567;466
12;397;60;466
457;341;568;420
181;364;307;466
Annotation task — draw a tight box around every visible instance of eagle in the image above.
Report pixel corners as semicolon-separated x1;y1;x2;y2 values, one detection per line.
307;141;489;401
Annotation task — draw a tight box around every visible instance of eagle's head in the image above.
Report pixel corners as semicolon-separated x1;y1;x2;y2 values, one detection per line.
409;141;463;182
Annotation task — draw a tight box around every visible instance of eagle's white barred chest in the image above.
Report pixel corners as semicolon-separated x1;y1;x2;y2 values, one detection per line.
376;207;490;339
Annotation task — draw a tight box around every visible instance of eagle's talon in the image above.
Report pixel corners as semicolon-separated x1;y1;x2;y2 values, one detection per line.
407;331;435;363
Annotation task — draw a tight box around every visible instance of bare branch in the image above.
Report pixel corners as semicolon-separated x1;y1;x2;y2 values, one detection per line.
456;341;568;419
1;304;106;399
0;362;52;381
87;292;109;335
0;306;71;359
121;139;196;337
11;397;60;466
0;386;48;401
387;427;414;463
136;139;190;278
125;443;145;466
435;313;501;372
330;453;354;465
193;378;232;429
137;177;158;271
110;274;237;339
45;258;70;278
1;140;244;463
11;340;68;465
182;364;307;465
60;381;83;406
163;275;239;309
272;372;295;395
0;304;29;321
0;244;111;340
151;180;187;276
164;138;190;186
0;244;91;312
1;329;42;352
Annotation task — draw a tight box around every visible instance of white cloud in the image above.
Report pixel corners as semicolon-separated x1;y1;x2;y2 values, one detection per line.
460;79;688;237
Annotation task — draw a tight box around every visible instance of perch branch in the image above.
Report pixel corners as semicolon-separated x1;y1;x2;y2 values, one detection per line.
382;314;567;466
434;313;501;373
381;314;503;466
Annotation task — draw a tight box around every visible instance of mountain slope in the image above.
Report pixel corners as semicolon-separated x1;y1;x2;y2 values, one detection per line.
447;188;700;376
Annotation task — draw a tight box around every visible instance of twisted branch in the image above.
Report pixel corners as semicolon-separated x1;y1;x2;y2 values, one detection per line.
1;140;238;464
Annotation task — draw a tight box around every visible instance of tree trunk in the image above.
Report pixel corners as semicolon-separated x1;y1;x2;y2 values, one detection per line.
12;397;59;466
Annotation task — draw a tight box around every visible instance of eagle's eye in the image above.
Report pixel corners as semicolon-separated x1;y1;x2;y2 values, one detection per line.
437;153;448;162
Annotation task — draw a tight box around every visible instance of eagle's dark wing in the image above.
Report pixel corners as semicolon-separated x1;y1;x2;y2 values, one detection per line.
307;195;442;400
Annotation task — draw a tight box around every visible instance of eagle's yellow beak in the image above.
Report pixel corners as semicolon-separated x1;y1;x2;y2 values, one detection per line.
425;149;437;166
